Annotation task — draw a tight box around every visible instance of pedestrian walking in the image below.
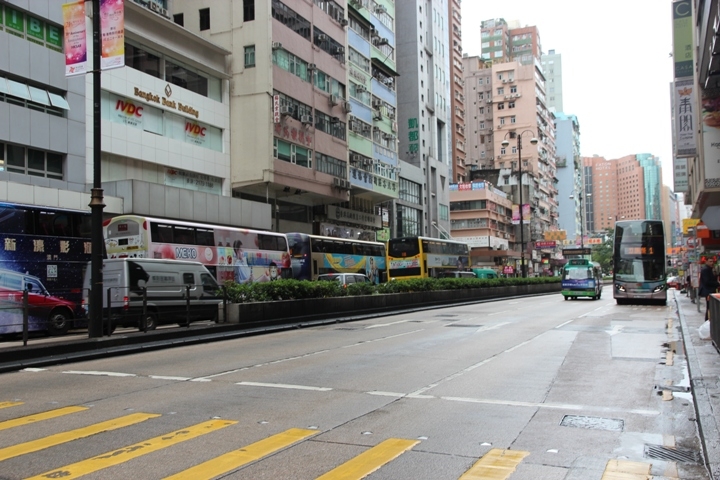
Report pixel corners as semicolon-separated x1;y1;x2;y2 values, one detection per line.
698;257;720;321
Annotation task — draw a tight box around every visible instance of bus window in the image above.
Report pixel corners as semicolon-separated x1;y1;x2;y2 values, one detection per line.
196;228;215;246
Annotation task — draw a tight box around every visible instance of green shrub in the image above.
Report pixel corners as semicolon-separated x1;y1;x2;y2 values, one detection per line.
222;276;560;304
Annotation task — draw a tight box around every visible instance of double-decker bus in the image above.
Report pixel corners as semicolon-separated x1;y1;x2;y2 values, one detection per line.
286;233;386;283
387;236;471;280
103;215;291;283
0;202;92;335
613;220;667;305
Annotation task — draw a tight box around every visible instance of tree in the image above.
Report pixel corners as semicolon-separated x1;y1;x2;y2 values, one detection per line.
592;229;614;274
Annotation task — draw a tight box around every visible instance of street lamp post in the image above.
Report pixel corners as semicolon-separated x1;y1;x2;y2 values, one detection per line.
501;131;538;278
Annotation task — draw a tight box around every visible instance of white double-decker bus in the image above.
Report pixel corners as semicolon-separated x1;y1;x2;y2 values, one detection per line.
103;215;291;283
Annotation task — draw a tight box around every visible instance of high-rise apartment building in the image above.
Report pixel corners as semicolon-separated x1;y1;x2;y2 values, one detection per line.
582;154;663;233
480;18;542;66
173;0;398;239
448;0;466;183
395;0;452;239
541;49;563;113
555;113;581;238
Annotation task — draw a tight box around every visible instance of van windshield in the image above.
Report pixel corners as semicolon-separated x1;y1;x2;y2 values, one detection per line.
563;267;592;280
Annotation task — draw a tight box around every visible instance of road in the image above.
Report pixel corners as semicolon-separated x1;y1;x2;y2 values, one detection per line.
0;292;709;479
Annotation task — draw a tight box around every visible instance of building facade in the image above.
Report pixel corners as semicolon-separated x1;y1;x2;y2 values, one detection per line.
448;0;466;183
172;0;397;239
554;113;581;239
449;181;515;271
395;0;452;239
540;49;563;113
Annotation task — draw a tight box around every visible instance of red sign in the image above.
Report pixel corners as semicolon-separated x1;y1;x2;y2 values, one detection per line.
503;266;514;274
535;241;557;249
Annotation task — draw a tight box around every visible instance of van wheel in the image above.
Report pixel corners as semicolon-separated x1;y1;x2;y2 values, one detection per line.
47;310;71;336
139;313;157;331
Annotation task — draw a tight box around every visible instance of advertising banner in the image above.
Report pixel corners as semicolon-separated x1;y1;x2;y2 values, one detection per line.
63;1;87;76
701;91;720;188
673;78;697;157
672;0;693;78
100;0;125;70
674;157;689;192
512;204;530;225
535;241;557;249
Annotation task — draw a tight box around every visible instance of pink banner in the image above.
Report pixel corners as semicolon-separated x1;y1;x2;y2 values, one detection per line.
101;0;125;70
63;1;87;76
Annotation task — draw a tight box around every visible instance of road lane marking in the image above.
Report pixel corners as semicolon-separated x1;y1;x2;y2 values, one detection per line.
0;413;159;462
487;310;510;316
164;428;318;480
441;396;659;415
555;320;574;328
62;371;137;377
316;438;419;480
341;329;424;348
25;419;236;480
580;305;607;317
601;459;652;479
0;406;87;432
366;320;412;328
237;382;332;391
149;376;191;381
0;401;23;409
409;357;496;396
459;448;529;480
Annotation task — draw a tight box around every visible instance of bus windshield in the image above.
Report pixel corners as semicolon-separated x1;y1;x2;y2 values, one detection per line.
615;258;665;282
563;267;594;281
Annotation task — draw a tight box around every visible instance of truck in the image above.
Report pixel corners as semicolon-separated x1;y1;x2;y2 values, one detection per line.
82;258;222;331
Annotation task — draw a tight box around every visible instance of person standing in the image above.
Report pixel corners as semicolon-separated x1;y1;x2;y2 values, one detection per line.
699;257;720;321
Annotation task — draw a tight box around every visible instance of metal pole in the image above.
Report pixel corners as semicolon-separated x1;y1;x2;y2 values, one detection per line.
22;289;29;347
88;0;105;338
518;136;526;278
580;193;584;251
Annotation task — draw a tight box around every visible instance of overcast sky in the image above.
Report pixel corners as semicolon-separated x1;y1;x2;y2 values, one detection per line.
460;1;675;186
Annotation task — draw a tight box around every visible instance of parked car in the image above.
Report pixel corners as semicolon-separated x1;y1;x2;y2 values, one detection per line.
666;276;681;289
0;268;83;336
437;271;477;279
316;273;371;287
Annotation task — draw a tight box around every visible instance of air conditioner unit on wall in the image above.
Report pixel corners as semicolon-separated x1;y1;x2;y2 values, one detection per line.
329;94;339;106
343;101;352;113
280;106;293;115
272;42;282;50
301;115;314;125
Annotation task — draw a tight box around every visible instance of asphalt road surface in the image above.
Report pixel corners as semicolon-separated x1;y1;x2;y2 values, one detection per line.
0;292;709;479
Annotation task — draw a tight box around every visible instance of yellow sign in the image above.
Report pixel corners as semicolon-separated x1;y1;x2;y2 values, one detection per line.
544;230;567;240
682;218;700;234
586;238;603;245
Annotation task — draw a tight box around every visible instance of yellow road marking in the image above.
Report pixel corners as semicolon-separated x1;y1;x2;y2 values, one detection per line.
316;438;419;480
0;406;87;432
0;401;23;409
165;428;318;480
601;459;652;479
26;419;236;480
459;448;530;480
0;413;160;462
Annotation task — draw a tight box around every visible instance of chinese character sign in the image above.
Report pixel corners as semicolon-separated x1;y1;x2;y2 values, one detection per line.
100;0;125;70
674;79;697;157
408;118;419;154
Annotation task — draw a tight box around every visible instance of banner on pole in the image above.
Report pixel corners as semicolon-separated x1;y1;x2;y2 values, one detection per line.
101;0;125;70
63;1;87;76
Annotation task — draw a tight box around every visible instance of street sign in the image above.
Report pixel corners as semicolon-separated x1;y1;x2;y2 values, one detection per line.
563;248;592;256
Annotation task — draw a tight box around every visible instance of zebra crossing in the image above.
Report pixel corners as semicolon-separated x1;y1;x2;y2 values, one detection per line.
0;401;657;480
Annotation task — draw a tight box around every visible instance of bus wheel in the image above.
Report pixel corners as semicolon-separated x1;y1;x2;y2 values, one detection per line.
47;310;71;336
139;313;157;331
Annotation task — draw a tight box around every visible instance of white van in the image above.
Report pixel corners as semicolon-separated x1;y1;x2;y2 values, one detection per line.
83;258;221;331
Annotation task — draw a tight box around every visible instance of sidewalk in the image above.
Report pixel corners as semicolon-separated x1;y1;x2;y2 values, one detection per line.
674;288;720;476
